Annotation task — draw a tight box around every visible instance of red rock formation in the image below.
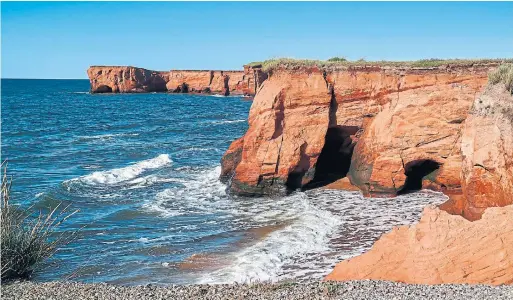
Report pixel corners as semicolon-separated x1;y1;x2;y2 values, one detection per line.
325;204;513;285
87;66;169;93
221;65;494;196
87;65;267;96
441;84;513;220
220;137;244;183
325;77;513;285
347;71;488;197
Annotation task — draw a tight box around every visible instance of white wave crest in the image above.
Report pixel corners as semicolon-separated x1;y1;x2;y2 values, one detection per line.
209;94;244;98
210;119;246;125
77;133;139;142
69;154;172;185
184;147;219;152
142;166;228;217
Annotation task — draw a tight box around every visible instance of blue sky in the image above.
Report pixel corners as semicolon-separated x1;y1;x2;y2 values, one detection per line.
2;2;512;79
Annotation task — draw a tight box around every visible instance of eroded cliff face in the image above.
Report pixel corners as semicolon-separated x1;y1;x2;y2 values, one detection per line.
325;77;513;285
325;204;513;285
87;66;169;93
87;65;267;96
441;84;513;220
221;65;492;197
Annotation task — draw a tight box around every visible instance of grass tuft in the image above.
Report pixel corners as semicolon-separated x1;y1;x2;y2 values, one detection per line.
488;63;513;94
327;57;347;62
1;162;79;281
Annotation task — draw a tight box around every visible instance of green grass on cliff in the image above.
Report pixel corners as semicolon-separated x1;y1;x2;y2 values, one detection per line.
248;57;513;72
488;63;513;94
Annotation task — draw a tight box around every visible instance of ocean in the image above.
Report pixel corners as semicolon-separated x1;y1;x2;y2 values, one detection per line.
1;79;447;285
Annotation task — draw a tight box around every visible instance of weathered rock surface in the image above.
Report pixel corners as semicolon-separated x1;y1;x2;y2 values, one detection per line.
221;65;493;196
87;66;169;93
442;84;513;220
325;204;513;285
325;80;513;285
87;65;267;96
227;69;333;195
348;72;488;197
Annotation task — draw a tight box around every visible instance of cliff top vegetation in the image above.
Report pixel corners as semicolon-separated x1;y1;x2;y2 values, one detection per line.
488;63;513;94
248;57;513;72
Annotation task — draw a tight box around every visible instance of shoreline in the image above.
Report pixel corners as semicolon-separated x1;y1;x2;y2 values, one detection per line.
3;280;512;300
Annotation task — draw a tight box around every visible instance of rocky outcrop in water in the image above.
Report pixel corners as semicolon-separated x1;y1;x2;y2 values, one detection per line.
325;204;513;285
221;64;494;198
87;66;170;93
87;65;267;96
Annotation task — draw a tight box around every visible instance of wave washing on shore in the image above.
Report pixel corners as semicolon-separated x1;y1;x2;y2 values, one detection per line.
139;163;446;284
2;79;447;285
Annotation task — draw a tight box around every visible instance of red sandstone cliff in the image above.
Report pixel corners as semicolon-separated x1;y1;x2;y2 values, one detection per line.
221;64;493;198
441;83;513;220
325;72;513;285
219;61;513;285
87;65;267;96
87;66;169;93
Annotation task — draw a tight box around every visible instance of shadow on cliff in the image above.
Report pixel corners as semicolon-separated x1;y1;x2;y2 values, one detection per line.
397;160;441;195
301;126;359;190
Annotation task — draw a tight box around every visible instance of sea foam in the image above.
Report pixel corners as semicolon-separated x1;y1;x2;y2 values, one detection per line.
210;119;246;125
199;193;342;284
69;154;172;185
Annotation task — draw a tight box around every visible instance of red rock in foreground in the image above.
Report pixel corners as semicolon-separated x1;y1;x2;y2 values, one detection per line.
325;204;513;285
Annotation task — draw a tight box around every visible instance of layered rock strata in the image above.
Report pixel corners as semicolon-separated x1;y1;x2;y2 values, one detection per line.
221;64;493;198
87;65;267;96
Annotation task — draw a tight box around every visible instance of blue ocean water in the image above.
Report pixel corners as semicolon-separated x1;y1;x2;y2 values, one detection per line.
1;79;447;285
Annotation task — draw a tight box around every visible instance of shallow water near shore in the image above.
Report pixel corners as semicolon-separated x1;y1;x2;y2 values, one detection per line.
2;79;447;285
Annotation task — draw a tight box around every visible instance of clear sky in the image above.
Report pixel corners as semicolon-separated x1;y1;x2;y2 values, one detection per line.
2;1;512;79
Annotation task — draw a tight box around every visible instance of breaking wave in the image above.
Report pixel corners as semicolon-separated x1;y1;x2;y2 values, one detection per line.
77;133;140;142
199;193;342;283
142;166;228;217
210;119;246;125
67;154;172;186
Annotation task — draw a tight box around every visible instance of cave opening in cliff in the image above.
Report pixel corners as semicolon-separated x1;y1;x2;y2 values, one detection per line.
96;85;112;93
397;160;440;195
303;126;359;190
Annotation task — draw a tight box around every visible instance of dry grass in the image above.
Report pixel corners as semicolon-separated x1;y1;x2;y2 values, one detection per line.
248;58;513;72
488;63;513;94
1;162;79;281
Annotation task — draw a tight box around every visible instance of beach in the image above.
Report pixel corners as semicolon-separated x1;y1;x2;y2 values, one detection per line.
4;280;513;300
